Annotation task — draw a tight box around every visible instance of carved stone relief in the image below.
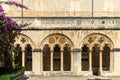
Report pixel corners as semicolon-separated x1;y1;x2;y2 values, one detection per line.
82;34;113;50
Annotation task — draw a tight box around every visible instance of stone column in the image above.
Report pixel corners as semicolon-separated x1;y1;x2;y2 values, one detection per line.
51;49;53;71
71;49;74;72
32;48;41;75
12;51;15;67
99;50;103;74
22;49;25;67
89;50;92;72
40;50;43;73
61;49;63;71
110;50;113;72
73;48;81;74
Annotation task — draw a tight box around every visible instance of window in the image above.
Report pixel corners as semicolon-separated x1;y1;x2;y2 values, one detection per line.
25;44;32;71
63;44;71;71
14;44;22;66
102;45;110;71
43;44;51;71
53;44;61;71
82;45;89;71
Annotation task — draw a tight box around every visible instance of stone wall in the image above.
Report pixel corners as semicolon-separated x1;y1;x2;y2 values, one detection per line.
1;0;120;17
20;29;120;76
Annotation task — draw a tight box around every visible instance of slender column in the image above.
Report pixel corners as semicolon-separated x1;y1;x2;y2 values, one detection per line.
61;49;63;71
89;50;92;72
71;50;73;72
110;50;113;72
22;49;25;67
12;52;15;67
51;49;53;71
99;50;103;73
40;50;43;72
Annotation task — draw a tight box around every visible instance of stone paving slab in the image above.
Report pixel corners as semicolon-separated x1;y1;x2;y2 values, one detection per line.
27;76;120;80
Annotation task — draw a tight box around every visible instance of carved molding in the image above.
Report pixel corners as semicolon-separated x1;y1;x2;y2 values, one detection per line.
40;34;73;49
12;17;117;29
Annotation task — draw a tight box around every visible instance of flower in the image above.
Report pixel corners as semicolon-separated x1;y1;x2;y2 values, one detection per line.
0;0;28;9
0;5;4;12
0;13;19;30
7;0;28;9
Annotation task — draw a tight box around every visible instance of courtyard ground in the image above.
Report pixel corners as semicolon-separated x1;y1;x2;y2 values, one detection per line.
27;75;120;80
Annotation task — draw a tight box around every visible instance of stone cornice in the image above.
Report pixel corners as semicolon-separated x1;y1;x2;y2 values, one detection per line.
12;17;120;30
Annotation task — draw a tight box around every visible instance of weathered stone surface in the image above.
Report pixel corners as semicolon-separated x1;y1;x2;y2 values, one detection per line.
3;0;120;77
18;29;120;76
1;0;22;17
2;0;120;17
13;17;118;29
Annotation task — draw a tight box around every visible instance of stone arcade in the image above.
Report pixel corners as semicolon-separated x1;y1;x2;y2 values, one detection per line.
14;18;118;76
1;0;120;77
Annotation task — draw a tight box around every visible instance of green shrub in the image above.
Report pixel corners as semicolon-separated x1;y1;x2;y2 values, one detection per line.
14;65;26;73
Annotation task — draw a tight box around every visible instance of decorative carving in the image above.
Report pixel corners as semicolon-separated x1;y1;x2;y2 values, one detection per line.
13;18;34;26
20;37;26;43
49;37;55;44
102;20;105;24
59;37;66;44
13;17;117;29
55;37;59;40
88;37;94;44
42;19;74;25
98;37;105;43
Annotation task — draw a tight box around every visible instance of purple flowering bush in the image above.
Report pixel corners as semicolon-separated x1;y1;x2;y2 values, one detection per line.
0;0;28;10
0;0;28;69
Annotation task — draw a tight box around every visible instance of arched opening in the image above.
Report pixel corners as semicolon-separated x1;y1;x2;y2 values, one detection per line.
14;44;22;66
25;44;32;71
53;44;61;71
63;44;71;71
81;33;113;76
43;44;51;71
82;44;89;71
102;44;110;71
92;44;100;75
41;34;73;73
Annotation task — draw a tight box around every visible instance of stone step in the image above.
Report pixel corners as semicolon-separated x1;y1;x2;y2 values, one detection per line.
27;75;120;80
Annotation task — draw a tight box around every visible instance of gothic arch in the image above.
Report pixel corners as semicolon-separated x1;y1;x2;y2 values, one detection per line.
81;33;113;50
14;33;34;71
40;33;74;50
40;33;73;72
81;33;114;75
14;33;34;48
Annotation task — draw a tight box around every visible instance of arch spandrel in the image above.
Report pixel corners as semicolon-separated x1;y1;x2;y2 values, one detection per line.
40;34;74;49
14;34;34;49
81;33;114;50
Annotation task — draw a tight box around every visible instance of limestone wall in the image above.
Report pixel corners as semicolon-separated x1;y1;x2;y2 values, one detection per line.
1;0;22;17
21;30;120;76
1;0;120;17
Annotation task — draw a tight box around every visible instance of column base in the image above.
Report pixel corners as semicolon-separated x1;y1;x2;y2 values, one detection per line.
99;70;103;76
